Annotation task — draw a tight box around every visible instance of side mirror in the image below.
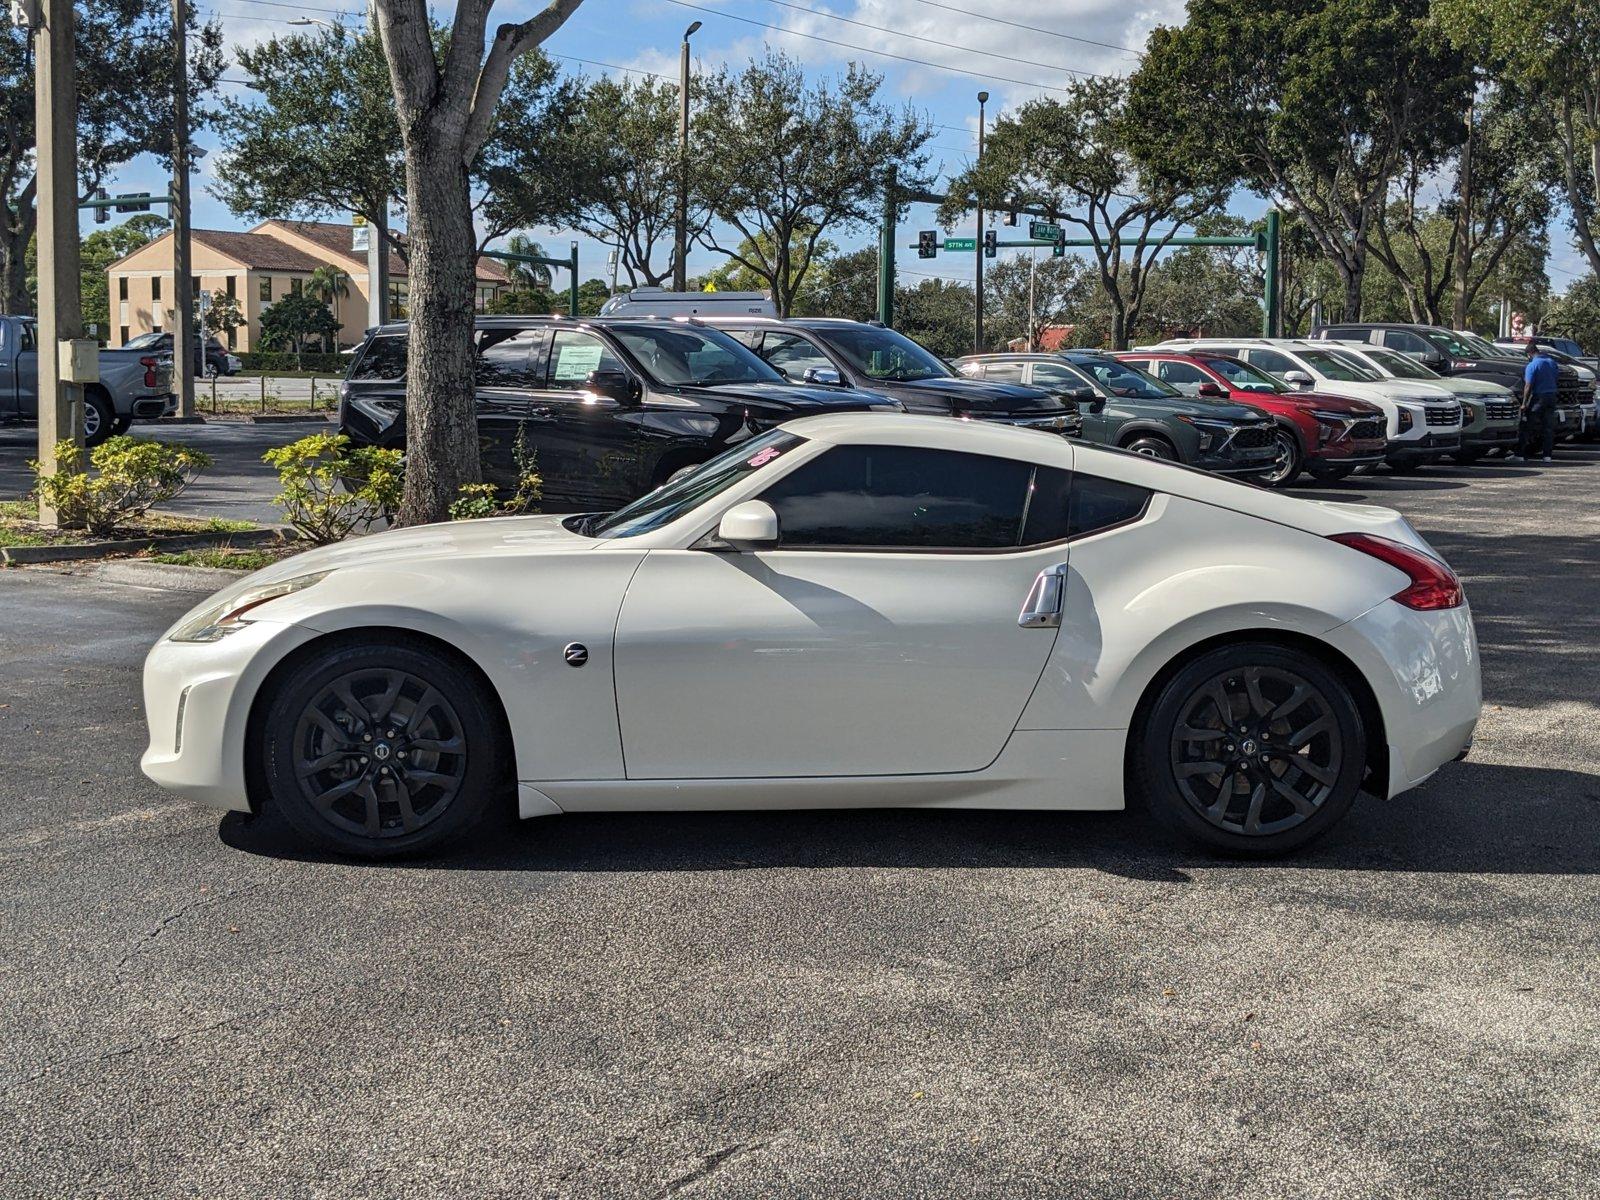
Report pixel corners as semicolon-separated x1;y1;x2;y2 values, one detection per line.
1197;381;1227;398
585;368;638;404
1282;369;1313;388
716;500;779;549
1422;352;1447;368
802;366;842;386
1088;397;1107;413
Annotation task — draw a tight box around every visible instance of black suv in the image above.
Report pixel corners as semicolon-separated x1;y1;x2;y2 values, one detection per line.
955;351;1281;477
699;317;1083;439
339;316;900;508
1312;322;1584;437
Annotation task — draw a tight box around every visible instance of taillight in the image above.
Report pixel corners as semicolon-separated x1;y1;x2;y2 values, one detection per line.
140;355;158;388
1329;532;1462;610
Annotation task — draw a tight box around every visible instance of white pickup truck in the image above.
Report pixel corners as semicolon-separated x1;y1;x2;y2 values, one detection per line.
0;315;176;445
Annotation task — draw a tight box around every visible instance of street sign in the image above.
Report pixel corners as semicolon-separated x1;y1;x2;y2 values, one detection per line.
1029;220;1060;242
113;192;153;213
944;237;976;252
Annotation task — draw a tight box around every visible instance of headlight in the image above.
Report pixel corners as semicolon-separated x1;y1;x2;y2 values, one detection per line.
168;572;329;643
1310;410;1353;425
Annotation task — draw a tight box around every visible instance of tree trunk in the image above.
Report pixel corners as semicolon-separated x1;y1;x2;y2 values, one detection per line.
396;127;482;526
1341;264;1363;324
1451;102;1474;331
0;214;34;315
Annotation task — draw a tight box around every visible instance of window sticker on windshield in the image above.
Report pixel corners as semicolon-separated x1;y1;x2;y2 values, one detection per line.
747;445;784;468
553;342;604;381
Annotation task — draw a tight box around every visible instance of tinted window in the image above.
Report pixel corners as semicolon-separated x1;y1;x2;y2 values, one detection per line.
1244;348;1295;376
610;325;781;386
1198;356;1281;392
1300;349;1377;381
1018;469;1150;545
1031;362;1092;391
1155;360;1209;391
546;330;623;390
760;332;834;379
760;445;1032;549
816;326;950;382
1385;329;1432;354
351;333;407;381
1071;357;1179;399
1322;328;1367;343
983;361;1026;383
477;327;544;387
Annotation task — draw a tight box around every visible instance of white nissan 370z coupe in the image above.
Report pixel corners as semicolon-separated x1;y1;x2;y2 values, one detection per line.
142;413;1480;858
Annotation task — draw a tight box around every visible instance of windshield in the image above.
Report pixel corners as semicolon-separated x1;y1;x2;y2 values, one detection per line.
1197;356;1282;393
1071;356;1180;399
1470;333;1520;358
1299;349;1378;382
816;326;951;382
588;429;804;539
123;332;166;349
609;325;782;387
1361;346;1439;380
1422;329;1478;358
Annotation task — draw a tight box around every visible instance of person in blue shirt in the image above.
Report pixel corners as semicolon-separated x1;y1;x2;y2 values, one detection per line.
1511;343;1560;462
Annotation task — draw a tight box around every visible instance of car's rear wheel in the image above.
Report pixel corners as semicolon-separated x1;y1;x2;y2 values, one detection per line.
260;640;507;858
1135;643;1366;856
82;390;115;447
1122;433;1178;461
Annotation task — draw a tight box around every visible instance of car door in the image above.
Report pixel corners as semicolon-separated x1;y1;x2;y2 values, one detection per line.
13;321;38;419
472;326;546;489
612;443;1074;780
529;327;654;508
1029;361;1110;441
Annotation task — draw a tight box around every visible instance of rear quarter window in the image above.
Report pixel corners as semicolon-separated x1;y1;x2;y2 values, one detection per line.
350;333;407;381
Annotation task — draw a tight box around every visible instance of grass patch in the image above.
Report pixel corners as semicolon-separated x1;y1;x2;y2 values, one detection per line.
146;546;288;571
0;498;258;546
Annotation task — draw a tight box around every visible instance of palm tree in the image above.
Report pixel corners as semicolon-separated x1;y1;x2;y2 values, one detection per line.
305;265;350;306
503;233;553;290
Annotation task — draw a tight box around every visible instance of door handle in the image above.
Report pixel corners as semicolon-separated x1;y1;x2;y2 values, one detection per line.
1018;564;1068;628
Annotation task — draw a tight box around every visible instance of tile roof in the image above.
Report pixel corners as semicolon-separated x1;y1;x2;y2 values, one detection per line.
190;228;325;272
261;220;513;284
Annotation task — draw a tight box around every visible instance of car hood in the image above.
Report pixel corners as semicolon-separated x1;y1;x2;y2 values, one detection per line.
877;376;1066;413
697;381;898;411
1273;390;1383;416
1419;375;1513;399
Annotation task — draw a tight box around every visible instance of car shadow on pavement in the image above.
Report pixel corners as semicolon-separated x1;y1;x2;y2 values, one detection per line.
219;759;1599;881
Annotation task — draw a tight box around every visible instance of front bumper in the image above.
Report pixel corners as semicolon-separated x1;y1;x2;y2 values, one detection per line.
1387;432;1461;461
141;619;321;811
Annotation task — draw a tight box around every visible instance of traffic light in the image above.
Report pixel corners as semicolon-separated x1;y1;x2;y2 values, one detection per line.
983;229;997;259
93;188;108;225
1002;210;1017;227
917;229;937;259
1051;238;1065;258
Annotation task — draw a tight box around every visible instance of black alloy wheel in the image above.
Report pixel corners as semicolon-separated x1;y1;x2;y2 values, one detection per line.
1137;644;1366;855
261;640;506;857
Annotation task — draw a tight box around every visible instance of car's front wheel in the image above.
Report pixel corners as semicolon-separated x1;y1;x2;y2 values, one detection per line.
1135;643;1367;856
1122;433;1178;461
1256;428;1301;487
260;638;507;858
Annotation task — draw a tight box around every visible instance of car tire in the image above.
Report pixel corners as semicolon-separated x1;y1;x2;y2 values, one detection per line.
1121;433;1178;461
1306;464;1353;484
110;415;133;436
205;362;219;379
1257;428;1302;487
81;390;116;447
1134;642;1366;856
260;638;509;859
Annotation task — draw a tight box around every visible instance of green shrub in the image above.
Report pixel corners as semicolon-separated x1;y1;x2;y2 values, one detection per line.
264;432;402;544
236;350;349;374
447;436;543;521
447;483;500;522
31;437;212;537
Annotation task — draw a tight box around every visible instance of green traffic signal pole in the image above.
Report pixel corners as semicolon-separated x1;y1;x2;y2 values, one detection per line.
482;244;580;316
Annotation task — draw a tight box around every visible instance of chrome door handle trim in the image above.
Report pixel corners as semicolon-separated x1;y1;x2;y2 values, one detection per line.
1018;564;1068;628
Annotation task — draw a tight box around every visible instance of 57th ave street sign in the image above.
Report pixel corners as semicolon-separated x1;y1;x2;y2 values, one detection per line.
943;237;977;252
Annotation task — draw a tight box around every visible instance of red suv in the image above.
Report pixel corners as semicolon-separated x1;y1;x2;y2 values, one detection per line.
1117;350;1388;485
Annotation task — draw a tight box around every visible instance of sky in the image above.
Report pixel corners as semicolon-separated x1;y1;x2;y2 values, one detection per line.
90;0;1589;298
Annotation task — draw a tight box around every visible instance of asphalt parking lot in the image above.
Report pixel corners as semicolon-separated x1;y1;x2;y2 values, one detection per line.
1;443;1597;1198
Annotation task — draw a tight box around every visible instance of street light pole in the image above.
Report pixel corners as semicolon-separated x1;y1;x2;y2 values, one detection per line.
974;90;987;355
673;20;700;293
33;0;85;527
172;0;195;417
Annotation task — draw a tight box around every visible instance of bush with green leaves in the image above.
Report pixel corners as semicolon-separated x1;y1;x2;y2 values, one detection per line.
31;437;212;536
263;432;402;544
446;437;543;521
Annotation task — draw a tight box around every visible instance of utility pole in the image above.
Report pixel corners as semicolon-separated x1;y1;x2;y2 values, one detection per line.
33;0;85;527
171;0;195;418
1027;249;1036;351
973;90;987;354
673;20;700;292
877;166;896;327
366;0;387;327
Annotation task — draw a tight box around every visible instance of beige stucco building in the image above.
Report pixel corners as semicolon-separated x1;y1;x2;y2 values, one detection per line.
105;219;511;351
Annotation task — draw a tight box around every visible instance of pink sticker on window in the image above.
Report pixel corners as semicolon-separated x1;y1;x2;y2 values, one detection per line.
747;446;782;468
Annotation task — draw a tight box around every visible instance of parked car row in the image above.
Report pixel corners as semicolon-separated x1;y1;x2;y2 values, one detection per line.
338;314;1587;509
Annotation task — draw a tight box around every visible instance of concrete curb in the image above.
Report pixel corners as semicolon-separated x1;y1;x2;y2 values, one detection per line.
243;412;337;425
89;559;250;590
151;415;208;425
1;525;289;566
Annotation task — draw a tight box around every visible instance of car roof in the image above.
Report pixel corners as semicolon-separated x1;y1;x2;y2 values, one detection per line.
367;314;760;335
780;411;1075;464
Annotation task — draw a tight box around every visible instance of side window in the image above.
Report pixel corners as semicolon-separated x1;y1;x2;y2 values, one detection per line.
349;333;407;381
760;333;834;379
1155;360;1209;393
475;327;543;388
18;322;36;352
1322;328;1365;343
1245;348;1295;377
721;328;762;350
759;445;1034;550
1019;469;1151;545
982;361;1026;383
1386;330;1430;354
546;330;624;390
1031;362;1090;392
